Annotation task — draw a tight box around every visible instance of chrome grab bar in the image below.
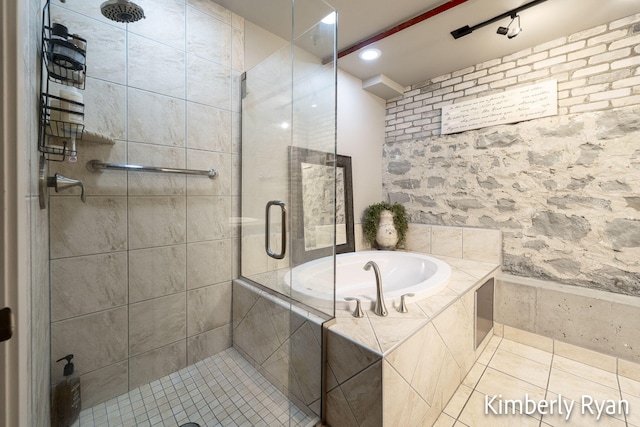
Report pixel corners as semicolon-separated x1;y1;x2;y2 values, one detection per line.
265;200;286;260
86;160;217;179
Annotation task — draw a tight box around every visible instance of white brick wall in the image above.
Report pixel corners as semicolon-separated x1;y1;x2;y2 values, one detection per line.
385;13;640;143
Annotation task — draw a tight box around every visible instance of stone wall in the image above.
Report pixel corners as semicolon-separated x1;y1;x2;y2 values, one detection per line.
383;14;640;295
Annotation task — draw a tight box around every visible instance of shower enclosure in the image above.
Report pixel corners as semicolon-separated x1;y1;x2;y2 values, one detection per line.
40;0;337;425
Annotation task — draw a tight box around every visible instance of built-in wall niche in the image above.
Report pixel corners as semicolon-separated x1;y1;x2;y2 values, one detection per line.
475;277;494;349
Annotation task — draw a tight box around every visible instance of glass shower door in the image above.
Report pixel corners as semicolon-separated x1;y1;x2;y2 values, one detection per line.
239;1;336;424
240;0;337;314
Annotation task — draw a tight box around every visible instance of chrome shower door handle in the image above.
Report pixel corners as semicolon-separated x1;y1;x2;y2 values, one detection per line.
265;200;286;260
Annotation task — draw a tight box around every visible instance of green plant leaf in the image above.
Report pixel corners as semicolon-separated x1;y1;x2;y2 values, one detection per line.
362;202;408;249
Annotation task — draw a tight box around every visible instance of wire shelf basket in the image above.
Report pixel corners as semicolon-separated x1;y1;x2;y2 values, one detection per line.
42;25;87;89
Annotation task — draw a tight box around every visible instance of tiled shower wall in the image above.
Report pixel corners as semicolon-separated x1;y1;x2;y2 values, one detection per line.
28;0;51;426
47;0;243;408
384;13;640;296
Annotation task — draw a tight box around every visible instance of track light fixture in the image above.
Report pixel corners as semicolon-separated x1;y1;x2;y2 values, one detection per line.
497;14;522;39
450;0;544;40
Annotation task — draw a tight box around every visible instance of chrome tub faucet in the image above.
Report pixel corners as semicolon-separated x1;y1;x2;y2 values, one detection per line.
364;261;388;317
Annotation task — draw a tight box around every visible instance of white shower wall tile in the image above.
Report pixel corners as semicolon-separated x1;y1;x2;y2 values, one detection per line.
128;244;187;303
128;33;186;98
186;196;232;242
128;340;187;390
186;101;232;152
187;54;232;109
49;140;127;196
187;325;232;365
187;0;232;23
51;306;129;383
49;196;128;259
81;78;127;140
50;251;128;321
56;0;128;28
127;196;186;249
232;27;244;72
127;142;186;195
79;361;129;409
50;4;127;84
231;12;244;30
128;0;186;50
187;281;232;336
186;239;233;289
186;149;232;195
187;6;232;66
127;88;186;147
128;294;187;356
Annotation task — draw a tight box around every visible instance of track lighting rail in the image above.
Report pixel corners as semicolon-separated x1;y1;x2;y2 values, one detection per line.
450;0;547;39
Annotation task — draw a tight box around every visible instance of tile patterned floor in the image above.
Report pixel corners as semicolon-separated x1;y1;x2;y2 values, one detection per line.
72;348;317;427
435;336;640;427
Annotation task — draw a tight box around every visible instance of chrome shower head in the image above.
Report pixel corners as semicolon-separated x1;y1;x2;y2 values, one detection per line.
100;0;145;23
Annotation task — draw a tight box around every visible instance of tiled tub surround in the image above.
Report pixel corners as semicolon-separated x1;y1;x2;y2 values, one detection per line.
234;224;502;426
232;280;324;420
326;255;500;426
383;13;640;296
47;0;243;408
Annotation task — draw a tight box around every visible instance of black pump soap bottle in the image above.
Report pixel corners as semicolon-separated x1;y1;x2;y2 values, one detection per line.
51;354;81;427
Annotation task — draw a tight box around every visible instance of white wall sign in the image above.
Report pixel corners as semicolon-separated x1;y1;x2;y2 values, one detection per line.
441;80;558;135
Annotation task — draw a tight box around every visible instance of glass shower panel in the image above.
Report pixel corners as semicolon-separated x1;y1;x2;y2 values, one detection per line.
292;0;337;314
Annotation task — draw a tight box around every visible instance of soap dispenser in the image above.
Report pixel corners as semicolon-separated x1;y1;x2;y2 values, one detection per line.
51;354;81;427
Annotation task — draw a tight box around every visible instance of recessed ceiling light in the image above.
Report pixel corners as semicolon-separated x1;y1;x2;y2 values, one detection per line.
321;12;336;25
358;48;381;61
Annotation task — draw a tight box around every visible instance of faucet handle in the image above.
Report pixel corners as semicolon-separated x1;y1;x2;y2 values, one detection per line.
398;293;416;313
344;297;365;318
48;173;86;203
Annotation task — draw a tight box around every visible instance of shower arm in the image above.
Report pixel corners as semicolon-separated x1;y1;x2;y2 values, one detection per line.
86;160;218;179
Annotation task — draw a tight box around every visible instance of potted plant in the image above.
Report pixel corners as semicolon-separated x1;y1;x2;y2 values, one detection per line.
362;202;408;250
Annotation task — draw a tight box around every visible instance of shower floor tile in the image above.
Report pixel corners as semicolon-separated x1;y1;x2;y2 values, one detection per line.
73;347;317;427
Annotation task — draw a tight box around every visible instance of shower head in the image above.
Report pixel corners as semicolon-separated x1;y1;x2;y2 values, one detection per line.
100;0;145;23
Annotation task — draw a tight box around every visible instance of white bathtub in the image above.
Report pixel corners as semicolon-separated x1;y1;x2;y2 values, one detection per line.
288;251;452;310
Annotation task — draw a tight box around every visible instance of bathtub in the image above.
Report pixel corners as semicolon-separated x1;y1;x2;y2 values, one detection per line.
288;251;452;310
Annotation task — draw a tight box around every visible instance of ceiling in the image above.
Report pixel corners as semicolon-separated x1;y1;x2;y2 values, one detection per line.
216;0;640;97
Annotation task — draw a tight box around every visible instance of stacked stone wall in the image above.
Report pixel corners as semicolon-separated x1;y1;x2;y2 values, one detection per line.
383;14;640;295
